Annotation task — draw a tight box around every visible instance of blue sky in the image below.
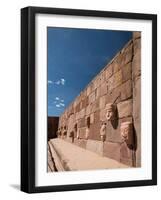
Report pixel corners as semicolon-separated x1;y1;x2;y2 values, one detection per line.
47;27;132;116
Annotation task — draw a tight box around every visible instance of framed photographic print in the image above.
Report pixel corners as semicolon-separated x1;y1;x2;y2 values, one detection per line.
21;6;157;193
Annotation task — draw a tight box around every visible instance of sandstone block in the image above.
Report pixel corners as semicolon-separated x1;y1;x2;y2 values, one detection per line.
108;70;122;91
79;127;86;139
103;142;121;162
77;118;86;128
85;104;91;116
122;62;132;83
86;139;103;156
91;99;99;113
100;83;107;96
120;142;133;166
100;108;106;122
120;79;132;101
95;87;101;99
90;113;94;124
89;91;95;104
89;122;101;140
117;99;132;119
94;110;100;123
99;95;106;109
133;31;141;39
105;64;113;80
132;51;141;78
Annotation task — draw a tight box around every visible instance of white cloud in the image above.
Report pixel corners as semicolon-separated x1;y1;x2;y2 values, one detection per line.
59;103;65;107
60;78;65;85
54;78;66;86
56;104;60;108
60;99;64;102
48;80;53;84
55;80;61;85
55;97;59;100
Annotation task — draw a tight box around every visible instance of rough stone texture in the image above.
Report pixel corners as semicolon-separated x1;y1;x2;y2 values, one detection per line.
58;32;141;167
132;34;141;167
117;99;133;119
120;142;134;166
86;139;103;156
103;142;121;162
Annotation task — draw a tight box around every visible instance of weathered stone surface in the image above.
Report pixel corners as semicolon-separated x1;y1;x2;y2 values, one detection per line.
99;95;106;109
133;77;141;167
77;118;86;128
94;110;100;123
132;51;141;78
89;91;96;104
79;127;86;139
108;70;122;91
105;64;113;80
120;79;132;101
86;139;103;156
120;142;133;166
121;62;132;83
133;31;141;39
105;121;122;143
123;43;133;64
117;99;132;118
85;104;92;116
103;142;121;162
74;138;87;149
100;108;106;122
89;122;101;140
133;38;141;54
91;99;99;113
90;113;94;124
95;87;101;99
100;83;107;96
79;108;85;119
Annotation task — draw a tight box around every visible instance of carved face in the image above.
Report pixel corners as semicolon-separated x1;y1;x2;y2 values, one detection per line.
106;103;115;121
106;109;114;121
120;122;133;145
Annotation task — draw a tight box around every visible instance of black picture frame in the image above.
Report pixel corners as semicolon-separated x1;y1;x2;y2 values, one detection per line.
21;6;157;193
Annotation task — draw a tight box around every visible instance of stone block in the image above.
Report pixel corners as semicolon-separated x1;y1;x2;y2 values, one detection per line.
89;122;101;140
79;108;85;119
103;142;121;162
79;127;86;139
117;99;132;119
90;113;94;124
133;38;141;54
86;139;103;155
108;70;122;91
89;91;95;104
77;118;86;128
123;43;133;64
105;121;122;143
91;99;99;113
133;31;141;39
105;64;113;80
85;104;91;116
120;142;133;166
121;62;132;83
99;95;106;109
94;110;100;123
95;87;101;99
132;51;141;78
120;79;132;101
100;83;107;96
100;108;106;122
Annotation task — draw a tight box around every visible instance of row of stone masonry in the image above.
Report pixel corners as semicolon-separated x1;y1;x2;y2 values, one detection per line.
56;32;141;167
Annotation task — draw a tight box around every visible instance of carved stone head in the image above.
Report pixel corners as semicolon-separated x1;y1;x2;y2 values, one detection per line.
120;122;133;145
106;103;115;121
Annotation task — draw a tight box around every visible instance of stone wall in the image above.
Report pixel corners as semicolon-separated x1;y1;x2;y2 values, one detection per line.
58;32;141;167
